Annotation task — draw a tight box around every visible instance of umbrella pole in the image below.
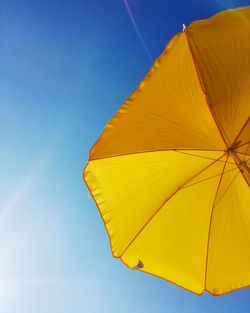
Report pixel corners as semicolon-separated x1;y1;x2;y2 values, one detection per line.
229;149;250;174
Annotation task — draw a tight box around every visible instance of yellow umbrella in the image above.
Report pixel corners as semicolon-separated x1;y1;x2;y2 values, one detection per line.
83;6;250;296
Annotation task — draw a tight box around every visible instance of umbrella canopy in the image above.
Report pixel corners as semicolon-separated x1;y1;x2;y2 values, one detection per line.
83;6;250;295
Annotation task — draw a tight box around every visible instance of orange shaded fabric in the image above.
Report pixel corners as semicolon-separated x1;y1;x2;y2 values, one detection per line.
90;32;225;160
186;6;250;146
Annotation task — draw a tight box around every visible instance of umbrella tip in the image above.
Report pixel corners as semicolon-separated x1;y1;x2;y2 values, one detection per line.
182;23;186;31
133;260;144;270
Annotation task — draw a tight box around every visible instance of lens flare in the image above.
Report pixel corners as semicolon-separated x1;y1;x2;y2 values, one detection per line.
123;0;153;62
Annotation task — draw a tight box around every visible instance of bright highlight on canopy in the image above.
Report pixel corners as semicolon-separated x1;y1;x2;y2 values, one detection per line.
84;6;250;296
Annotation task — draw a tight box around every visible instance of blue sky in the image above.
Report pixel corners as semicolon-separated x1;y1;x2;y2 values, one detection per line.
0;0;250;312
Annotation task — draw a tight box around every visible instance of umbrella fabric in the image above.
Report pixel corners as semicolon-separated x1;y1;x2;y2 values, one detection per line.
84;6;250;295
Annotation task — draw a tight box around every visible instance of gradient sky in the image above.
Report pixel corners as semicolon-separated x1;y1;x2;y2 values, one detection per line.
1;0;250;312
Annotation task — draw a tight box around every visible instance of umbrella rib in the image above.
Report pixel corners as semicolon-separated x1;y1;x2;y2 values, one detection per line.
236;140;250;149
242;143;250;161
232;115;250;146
174;150;234;164
234;146;250;167
118;152;226;259
184;30;231;148
204;154;229;290
183;166;238;189
213;170;240;209
237;151;250;157
90;148;226;161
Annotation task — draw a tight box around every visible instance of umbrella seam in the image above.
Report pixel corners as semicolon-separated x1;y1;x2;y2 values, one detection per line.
203;154;229;291
89;148;227;162
184;30;230;149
